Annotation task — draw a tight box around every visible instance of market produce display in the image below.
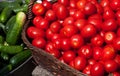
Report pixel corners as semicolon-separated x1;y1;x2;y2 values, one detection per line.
0;0;31;75
26;0;120;76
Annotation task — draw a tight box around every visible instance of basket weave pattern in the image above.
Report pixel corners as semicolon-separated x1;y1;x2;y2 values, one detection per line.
22;0;86;76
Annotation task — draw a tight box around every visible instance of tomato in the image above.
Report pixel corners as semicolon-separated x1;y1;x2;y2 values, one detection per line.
93;47;103;60
62;50;76;63
116;10;120;19
69;0;77;8
101;45;116;61
51;34;61;41
101;19;118;31
76;0;87;11
50;21;61;33
90;62;105;76
104;60;118;72
114;55;120;68
104;31;116;44
32;16;42;26
58;0;69;6
110;0;120;11
83;2;97;16
45;9;57;21
78;45;93;59
69;56;87;71
113;37;120;50
35;18;49;30
74;19;87;30
83;65;92;75
73;10;85;20
32;3;45;16
27;26;45;39
88;59;96;66
46;29;54;40
91;34;104;46
70;34;84;49
52;38;62;50
55;4;69;20
69;9;77;17
48;49;61;58
100;0;110;7
63;17;74;26
61;38;71;51
42;0;52;10
81;24;97;38
32;37;46;49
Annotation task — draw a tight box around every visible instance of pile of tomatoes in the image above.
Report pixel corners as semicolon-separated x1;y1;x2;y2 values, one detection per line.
26;0;120;76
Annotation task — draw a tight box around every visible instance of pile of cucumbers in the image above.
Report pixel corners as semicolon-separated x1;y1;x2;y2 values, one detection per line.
0;0;31;75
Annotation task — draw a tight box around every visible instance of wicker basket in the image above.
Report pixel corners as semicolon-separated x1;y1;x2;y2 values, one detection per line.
22;0;86;76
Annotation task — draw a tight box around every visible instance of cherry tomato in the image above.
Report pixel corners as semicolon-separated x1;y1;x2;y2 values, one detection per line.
32;3;45;16
113;37;120;50
93;47;103;60
63;17;74;26
42;0;52;10
110;0;120;11
50;21;61;33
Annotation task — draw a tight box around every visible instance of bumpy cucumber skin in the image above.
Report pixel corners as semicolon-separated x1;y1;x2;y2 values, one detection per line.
0;7;12;23
6;12;26;45
0;45;23;54
9;49;31;67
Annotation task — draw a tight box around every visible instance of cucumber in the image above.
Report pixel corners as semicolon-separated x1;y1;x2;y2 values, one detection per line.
6;12;26;45
0;7;13;23
0;64;12;76
0;45;23;54
0;23;5;34
9;49;31;67
0;52;9;61
5;15;16;33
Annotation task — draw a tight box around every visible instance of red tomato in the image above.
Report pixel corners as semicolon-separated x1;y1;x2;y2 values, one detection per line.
104;31;116;44
81;24;97;38
88;59;97;66
58;0;69;6
46;29;54;40
32;3;45;16
78;45;93;59
42;0;52;10
61;38;71;51
48;49;61;58
101;19;118;31
62;50;76;63
32;37;46;49
93;47;103;60
104;60;118;72
27;26;45;39
101;45;116;61
69;0;77;8
83;65;92;75
70;34;84;49
91;34;104;46
90;62;105;76
52;38;62;50
73;10;85;20
114;55;120;68
83;2;97;16
74;19;87;30
69;56;87;71
116;10;120;19
110;0;120;11
63;17;74;26
32;16;42;26
100;0;110;7
113;37;120;50
76;0;87;11
45;9;57;21
50;21;61;33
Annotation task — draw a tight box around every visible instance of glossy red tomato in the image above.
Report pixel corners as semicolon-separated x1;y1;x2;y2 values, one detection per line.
101;19;118;31
88;59;96;66
69;0;77;8
78;45;93;59
61;38;71;51
90;62;105;76
101;45;116;61
42;0;52;10
48;49;61;58
73;10;85;20
32;3;45;16
104;60;118;72
70;34;84;49
110;0;120;11
45;9;57;21
104;31;116;44
27;26;45;39
100;0;110;7
32;37;46;49
83;65;92;75
76;0;87;11
113;37;120;50
81;24;97;38
91;34;104;46
50;21;61;33
93;47;103;60
114;55;120;68
46;29;54;40
52;38;61;50
58;0;69;6
63;17;74;26
69;56;87;71
62;50;76;63
32;16;42;26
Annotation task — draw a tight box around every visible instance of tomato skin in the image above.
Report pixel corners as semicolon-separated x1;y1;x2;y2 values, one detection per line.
113;37;120;50
101;19;118;31
102;45;116;61
73;10;85;20
32;37;46;49
32;16;42;26
42;0;52;10
50;21;61;33
78;45;93;59
70;56;87;71
100;0;110;7
62;50;76;63
81;24;97;38
93;47;103;60
114;55;120;68
70;34;84;49
104;60;118;72
32;3;45;16
83;65;92;75
61;38;71;51
90;62;105;76
46;29;54;40
110;0;120;11
63;17;74;26
76;0;87;11
58;0;69;6
27;26;45;39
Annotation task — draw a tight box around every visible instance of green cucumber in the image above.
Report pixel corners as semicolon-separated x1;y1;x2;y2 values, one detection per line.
5;15;16;33
6;12;26;45
0;23;5;34
9;49;31;67
0;45;23;54
0;64;12;76
0;52;9;61
0;7;13;23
